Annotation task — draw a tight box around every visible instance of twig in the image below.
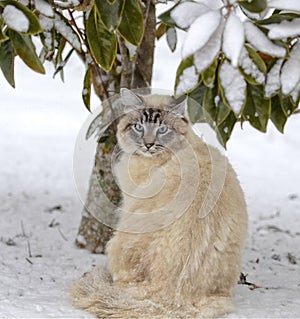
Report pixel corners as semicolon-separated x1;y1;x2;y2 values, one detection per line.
25;257;33;265
20;220;26;237
27;239;32;258
57;227;68;242
238;273;261;290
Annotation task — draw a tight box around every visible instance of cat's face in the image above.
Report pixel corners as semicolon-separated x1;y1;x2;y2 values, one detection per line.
117;89;189;157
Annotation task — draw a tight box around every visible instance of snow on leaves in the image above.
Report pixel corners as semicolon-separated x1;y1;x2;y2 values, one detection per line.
220;60;246;115
165;0;300;146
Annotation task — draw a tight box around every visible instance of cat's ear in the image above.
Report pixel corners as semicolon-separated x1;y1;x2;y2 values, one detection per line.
170;95;187;116
120;88;144;113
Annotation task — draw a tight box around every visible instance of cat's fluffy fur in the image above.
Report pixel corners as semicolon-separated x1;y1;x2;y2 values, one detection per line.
70;90;248;318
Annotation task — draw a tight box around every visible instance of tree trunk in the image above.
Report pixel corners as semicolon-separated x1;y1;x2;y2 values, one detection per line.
75;0;156;253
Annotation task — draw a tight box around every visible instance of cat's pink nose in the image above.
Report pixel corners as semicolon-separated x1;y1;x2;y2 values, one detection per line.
145;143;154;150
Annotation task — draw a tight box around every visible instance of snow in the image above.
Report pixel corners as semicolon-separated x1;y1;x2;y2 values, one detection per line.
1;13;300;318
220;60;246;115
266;18;300;40
35;0;54;18
170;2;209;29
195;0;223;10
268;0;300;11
222;13;244;68
54;13;81;52
182;10;222;59
281;41;300;95
239;47;265;85
264;58;283;98
2;5;29;33
244;21;286;58
194;21;224;73
175;66;199;96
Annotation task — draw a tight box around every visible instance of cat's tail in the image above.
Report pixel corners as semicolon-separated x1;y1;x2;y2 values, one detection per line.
70;264;233;318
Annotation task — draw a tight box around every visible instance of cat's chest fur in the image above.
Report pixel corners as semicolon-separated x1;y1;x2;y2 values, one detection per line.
114;152;182;213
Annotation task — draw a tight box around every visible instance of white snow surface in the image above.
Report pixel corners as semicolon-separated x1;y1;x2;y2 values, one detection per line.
176;65;198;96
2;5;29;33
220;60;246;115
281;41;300;95
222;13;244;68
0;26;300;318
244;21;286;58
182;10;222;59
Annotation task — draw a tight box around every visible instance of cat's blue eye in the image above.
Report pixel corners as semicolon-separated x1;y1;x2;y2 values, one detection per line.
157;125;168;134
134;123;144;132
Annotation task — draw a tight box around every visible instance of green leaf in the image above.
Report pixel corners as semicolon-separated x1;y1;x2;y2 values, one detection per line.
95;0;125;31
53;48;74;79
158;4;178;28
118;0;144;46
156;23;167;40
1;0;42;34
0;20;8;42
0;39;15;87
82;65;92;112
87;8;117;71
242;84;271;132
238;0;267;13
166;27;177;52
203;82;217;126
216;111;237;148
202;58;218;87
281;94;297;117
239;45;266;85
257;13;300;26
187;83;206;123
9;30;45;74
270;94;287;133
175;55;195;93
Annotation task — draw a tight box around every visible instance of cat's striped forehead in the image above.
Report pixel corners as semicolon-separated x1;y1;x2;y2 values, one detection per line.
139;108;164;124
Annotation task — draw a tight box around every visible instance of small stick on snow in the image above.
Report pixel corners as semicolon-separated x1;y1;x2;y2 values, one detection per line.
57;227;68;242
27;239;32;258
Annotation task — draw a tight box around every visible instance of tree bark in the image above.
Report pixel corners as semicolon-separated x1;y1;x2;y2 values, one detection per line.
75;0;156;253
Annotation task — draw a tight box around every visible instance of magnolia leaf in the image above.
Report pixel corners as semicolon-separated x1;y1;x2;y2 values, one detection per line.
203;82;218;125
280;41;300;95
1;0;42;34
54;13;81;52
82;65;92;111
258;13;300;26
170;1;209;29
53;48;74;79
0;23;8;42
222;13;244;68
202;58;218;87
95;0;125;31
238;0;267;13
244;21;286;58
194;20;223;73
270;94;288;133
156;23;167;40
9;30;45;74
264;58;284;98
158;4;178;28
268;0;300;11
242;84;271;132
35;0;54;18
187;83;206;123
166;27;177;52
118;0;144;46
216;96;231;126
175;55;200;96
219;60;246;116
0;39;15;87
216;110;236;148
266;18;300;39
290;81;300;105
239;45;266;85
182;10;222;59
87;8;117;71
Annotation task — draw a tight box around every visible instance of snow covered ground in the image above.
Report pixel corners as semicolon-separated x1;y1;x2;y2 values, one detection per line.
0;34;300;318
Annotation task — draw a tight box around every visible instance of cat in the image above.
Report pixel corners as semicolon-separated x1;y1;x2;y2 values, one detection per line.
70;88;248;318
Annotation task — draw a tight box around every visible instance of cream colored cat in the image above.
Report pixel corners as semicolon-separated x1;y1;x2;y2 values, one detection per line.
71;88;248;318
